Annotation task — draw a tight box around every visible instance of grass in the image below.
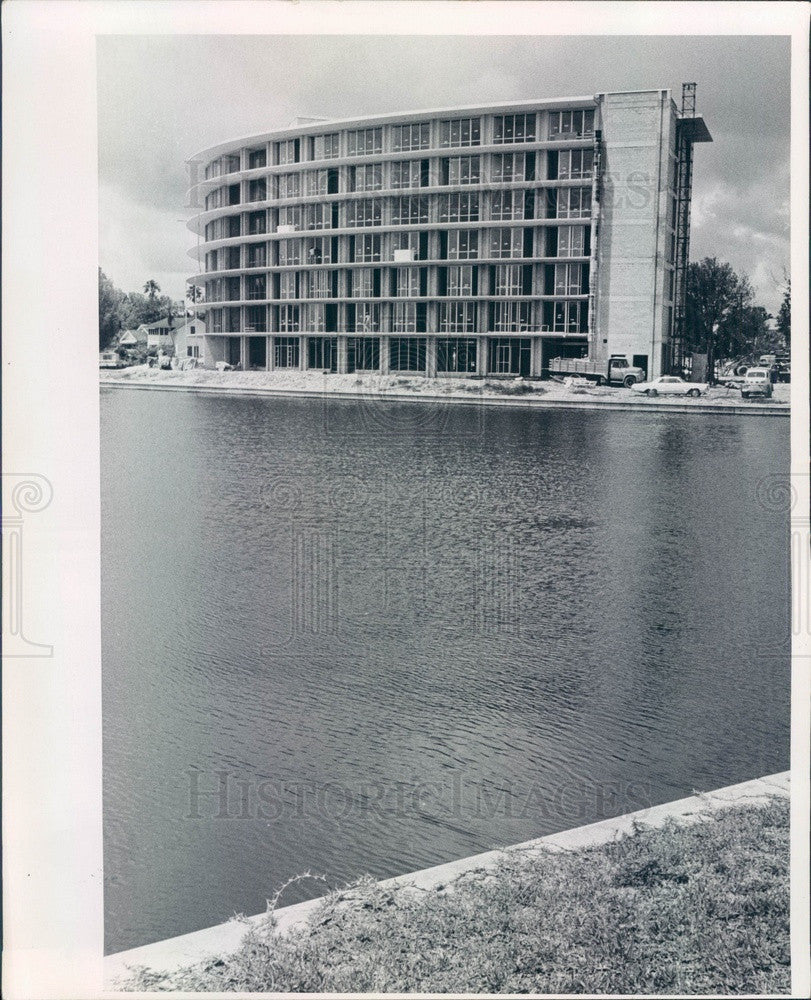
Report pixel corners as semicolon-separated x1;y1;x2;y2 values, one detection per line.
121;797;790;994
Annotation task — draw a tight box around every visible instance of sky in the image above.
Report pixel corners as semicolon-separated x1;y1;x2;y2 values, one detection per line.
97;33;791;315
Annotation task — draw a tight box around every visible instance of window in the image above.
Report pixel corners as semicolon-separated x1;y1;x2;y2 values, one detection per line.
351;269;374;298
347;337;380;370
275;139;298;164
392;122;430;152
492;301;532;332
448;230;479;260
392;195;429;226
489;228;523;258
390;231;420;259
187;345;200;358
227;248;241;269
493;264;523;295
303;304;326;332
356;302;381;332
312;133;340;159
278;239;302;265
226;307;241;333
304;202;332;230
204;161;221;180
248;178;267;202
274;336;300;367
224;155;240;174
558;148;593;179
491;153;526;183
304;237;332;264
391;301;417;332
246;275;266;300
308;336;338;370
248;147;267;169
439;192;479;222
247;244;267;268
394;267;419;297
346;199;382;227
346;128;382;156
209;309;223;333
553;262;586;295
490;190;522;221
280;272;299;300
493;113;536;144
438;303;477;334
391;160;422;190
557;225;587;258
355;234;381;262
439;117;481;147
352;163;383;192
275;173;300;199
390;337;427;371
303;271;331;298
248;211;266;235
441;156;480;185
557;187;591;219
205;189;222;211
228;215;241;238
278;204;302;229
278;305;300;332
305;170;329;196
543;299;587;333
437;337;477;372
245;305;267;333
446;265;475;296
548;109;595;139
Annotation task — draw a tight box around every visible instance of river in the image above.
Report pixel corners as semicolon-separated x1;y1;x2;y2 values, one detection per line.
102;388;790;953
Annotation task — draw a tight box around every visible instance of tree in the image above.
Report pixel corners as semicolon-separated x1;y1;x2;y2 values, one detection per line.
686;257;755;377
186;283;203;303
122;290;174;328
776;279;790;348
143;279;161;300
98;268;125;349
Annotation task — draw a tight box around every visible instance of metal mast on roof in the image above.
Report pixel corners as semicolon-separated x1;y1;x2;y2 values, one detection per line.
672;83;697;373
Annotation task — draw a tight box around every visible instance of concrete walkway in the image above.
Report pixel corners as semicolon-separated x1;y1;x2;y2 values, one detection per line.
104;770;790;987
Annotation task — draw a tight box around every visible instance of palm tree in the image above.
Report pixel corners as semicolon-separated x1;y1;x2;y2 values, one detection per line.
143;279;161;300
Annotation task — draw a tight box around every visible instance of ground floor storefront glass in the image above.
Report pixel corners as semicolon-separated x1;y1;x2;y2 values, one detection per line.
437;337;477;373
487;337;531;376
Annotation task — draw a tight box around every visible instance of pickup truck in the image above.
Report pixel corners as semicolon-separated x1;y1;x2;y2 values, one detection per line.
547;355;646;388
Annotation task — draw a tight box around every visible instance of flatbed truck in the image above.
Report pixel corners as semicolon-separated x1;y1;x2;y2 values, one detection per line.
547;355;646;388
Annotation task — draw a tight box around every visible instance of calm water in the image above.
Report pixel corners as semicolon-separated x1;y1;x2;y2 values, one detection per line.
102;389;790;953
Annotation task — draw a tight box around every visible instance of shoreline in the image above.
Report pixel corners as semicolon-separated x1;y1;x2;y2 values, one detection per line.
104;770;790;986
100;369;790;417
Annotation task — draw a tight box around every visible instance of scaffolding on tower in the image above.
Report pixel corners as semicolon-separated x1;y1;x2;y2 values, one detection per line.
671;83;712;373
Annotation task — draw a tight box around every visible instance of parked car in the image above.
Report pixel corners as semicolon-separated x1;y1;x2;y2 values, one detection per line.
740;367;773;399
630;376;708;397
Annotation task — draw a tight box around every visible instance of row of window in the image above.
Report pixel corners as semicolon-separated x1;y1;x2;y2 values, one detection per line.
203;188;591;239
203;263;589;303
203;225;591;271
202;111;596;177
203;150;592;209
206;299;587;335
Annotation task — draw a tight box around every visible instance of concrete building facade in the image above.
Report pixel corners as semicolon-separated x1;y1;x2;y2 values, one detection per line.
187;90;710;379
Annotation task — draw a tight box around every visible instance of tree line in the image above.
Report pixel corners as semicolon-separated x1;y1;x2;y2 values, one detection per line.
685;258;790;369
99;269;201;349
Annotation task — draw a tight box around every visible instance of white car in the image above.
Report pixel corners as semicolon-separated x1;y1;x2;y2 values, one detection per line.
740;367;773;399
630;376;708;397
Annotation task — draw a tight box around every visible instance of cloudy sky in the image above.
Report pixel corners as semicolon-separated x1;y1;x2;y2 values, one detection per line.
97;33;790;314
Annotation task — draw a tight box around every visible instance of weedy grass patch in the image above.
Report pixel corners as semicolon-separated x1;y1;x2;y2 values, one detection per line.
121;797;790;994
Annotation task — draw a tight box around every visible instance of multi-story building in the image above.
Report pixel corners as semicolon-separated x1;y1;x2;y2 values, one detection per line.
187;88;710;379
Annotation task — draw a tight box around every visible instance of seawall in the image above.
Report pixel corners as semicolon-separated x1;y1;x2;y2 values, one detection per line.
104;770;790;986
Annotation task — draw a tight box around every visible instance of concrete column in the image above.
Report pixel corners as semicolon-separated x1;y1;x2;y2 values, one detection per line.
477;335;488;376
426;335;437;378
266;335;274;371
299;336;307;370
337;335;348;374
531;337;543;377
241;336;248;369
379;335;390;374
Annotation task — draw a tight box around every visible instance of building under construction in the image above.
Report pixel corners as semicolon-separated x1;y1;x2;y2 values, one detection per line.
187;86;711;379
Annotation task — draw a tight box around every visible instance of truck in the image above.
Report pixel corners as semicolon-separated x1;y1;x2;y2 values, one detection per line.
546;354;646;388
